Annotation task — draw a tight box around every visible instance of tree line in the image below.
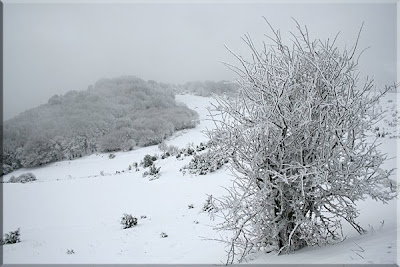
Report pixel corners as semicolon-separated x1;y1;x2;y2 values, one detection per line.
3;76;229;174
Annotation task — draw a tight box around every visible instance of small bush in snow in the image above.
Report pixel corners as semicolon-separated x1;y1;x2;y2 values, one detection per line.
203;195;216;213
143;164;161;180
108;153;116;159
181;150;228;175
121;214;138;229
9;173;36;183
132;162;139;171
1;228;20;245
185;147;195;156
142;154;155;168
149;164;161;175
160;232;168;238
161;152;170;159
373;126;389;138
158;142;180;156
169;145;180;155
195;142;208;152
66;249;75;254
158;141;168;154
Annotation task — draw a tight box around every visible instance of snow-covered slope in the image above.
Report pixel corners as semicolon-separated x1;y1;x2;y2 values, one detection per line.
2;93;398;264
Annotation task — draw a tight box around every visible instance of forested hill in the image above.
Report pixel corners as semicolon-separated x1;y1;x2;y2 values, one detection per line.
3;76;204;175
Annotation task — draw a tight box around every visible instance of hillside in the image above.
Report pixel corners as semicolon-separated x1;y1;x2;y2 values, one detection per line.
1;93;398;264
2;76;199;175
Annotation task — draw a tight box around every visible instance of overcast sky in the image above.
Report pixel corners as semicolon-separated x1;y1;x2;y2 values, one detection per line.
3;1;397;120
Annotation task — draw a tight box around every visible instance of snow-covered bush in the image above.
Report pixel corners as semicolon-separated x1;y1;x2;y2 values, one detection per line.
160;142;209;161
142;154;157;168
202;195;216;213
158;141;169;155
132;162;140;171
1;228;20;245
184;147;195;156
160;232;168;238
208;20;398;263
143;164;161;180
128;162;139;171
161;152;170;159
164;144;180;156
149;164;161;175
195;142;208;152
120;214;138;229
181;149;228;175
9;173;36;183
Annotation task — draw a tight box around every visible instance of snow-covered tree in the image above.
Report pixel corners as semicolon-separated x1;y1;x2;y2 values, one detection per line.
208;19;397;264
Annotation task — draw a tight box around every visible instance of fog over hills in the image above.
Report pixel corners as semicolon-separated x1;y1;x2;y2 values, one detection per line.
3;76;237;175
3;2;396;120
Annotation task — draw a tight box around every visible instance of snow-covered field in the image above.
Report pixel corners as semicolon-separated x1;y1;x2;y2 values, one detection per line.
2;93;398;264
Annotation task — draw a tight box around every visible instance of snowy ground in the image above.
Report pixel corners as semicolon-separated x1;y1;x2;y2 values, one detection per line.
2;93;398;265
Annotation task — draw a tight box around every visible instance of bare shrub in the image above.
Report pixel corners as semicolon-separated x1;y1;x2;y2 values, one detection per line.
208;19;397;264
